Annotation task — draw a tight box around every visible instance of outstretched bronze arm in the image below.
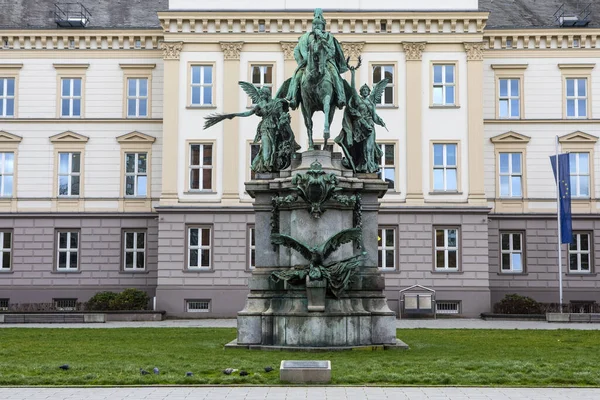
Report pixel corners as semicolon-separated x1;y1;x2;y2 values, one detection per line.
203;109;255;130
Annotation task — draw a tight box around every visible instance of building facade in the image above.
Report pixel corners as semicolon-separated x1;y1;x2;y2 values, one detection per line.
0;0;599;317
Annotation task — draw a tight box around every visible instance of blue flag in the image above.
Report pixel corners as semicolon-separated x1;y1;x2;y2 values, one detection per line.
550;154;572;244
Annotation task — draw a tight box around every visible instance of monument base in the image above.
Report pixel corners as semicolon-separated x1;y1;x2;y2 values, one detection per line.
224;338;409;351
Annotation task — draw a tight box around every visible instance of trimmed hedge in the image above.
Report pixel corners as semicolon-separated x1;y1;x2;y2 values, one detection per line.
493;293;542;314
85;289;150;311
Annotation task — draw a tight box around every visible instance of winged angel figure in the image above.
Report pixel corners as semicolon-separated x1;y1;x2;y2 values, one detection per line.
204;81;300;173
334;58;389;174
270;228;364;298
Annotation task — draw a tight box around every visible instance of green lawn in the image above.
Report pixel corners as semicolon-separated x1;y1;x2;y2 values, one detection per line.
0;328;599;386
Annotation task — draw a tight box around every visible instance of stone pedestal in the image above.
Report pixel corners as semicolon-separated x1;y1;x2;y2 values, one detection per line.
228;150;407;350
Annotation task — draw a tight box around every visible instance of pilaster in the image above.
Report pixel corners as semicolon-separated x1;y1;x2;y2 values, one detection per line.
403;42;426;203
464;42;487;205
220;42;244;200
159;41;183;206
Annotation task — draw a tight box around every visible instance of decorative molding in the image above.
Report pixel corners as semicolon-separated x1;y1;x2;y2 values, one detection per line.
280;42;296;61
0;64;23;70
160;41;183;60
558;63;596;70
491;64;528;70
49;131;89;143
0;130;23;143
402;42;426;61
117;131;157;144
119;63;156;70
490;131;531;144
559;131;599;143
220;42;244;60
464;42;485;61
0;31;161;51
341;42;365;60
52;63;89;70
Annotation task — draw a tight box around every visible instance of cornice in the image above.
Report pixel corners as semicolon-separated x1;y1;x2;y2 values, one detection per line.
0;30;163;50
485;29;600;50
157;11;488;35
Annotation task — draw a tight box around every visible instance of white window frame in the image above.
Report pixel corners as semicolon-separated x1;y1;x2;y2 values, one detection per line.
0;77;15;117
250;65;273;101
124;152;148;197
433;64;456;106
566;78;587;118
56;231;79;271
187;300;210;312
189;144;213;191
0;231;11;270
123;231;146;271
569;152;590;198
498;78;520;119
187;227;212;269
499;152;523;198
372;64;394;106
190;65;213;106
569;232;592;273
126;78;148;118
500;232;524;273
58;152;80;197
433;143;458;191
0;152;14;197
248;226;256;270
378;143;396;190
60;78;82;118
435;228;459;270
377;227;396;271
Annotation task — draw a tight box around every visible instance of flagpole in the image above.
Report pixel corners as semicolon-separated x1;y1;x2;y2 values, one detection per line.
555;135;563;312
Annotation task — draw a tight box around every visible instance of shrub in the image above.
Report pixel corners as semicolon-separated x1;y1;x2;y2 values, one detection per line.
493;294;542;314
86;291;118;311
109;288;150;311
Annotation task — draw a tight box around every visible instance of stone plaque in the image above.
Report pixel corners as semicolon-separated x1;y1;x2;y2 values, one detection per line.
282;360;329;369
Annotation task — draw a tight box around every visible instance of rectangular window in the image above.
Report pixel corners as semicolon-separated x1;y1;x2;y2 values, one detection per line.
123;231;146;270
56;231;79;270
127;78;148;117
250;65;273;102
436;301;460;314
0;152;14;197
569;152;590;198
0;77;15;117
569;232;591;273
499;78;520;118
378;144;395;190
187;300;210;312
248;226;256;270
0;299;8;311
372;65;394;105
125;152;147;197
189;144;212;191
0;231;11;270
60;78;82;117
190;65;213;106
433;64;456;106
433;143;458;191
499;153;522;197
377;227;396;270
435;228;459;270
58;152;81;196
54;298;77;311
188;227;211;269
500;232;523;273
566;78;587;118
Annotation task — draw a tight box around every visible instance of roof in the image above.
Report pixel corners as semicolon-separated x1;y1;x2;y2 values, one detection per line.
0;0;168;29
0;0;597;30
481;0;598;29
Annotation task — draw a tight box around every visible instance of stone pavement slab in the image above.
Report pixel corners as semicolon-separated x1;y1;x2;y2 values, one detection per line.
2;318;600;330
0;387;599;400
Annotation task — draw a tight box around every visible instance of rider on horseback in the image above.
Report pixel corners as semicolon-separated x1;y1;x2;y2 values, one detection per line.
286;8;348;110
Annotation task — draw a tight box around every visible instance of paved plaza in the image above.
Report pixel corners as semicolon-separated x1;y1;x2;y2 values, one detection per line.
2;318;600;330
1;387;600;400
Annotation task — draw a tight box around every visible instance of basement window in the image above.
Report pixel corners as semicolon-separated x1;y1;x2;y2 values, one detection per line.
436;301;460;314
0;298;8;311
54;298;77;311
187;299;210;313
